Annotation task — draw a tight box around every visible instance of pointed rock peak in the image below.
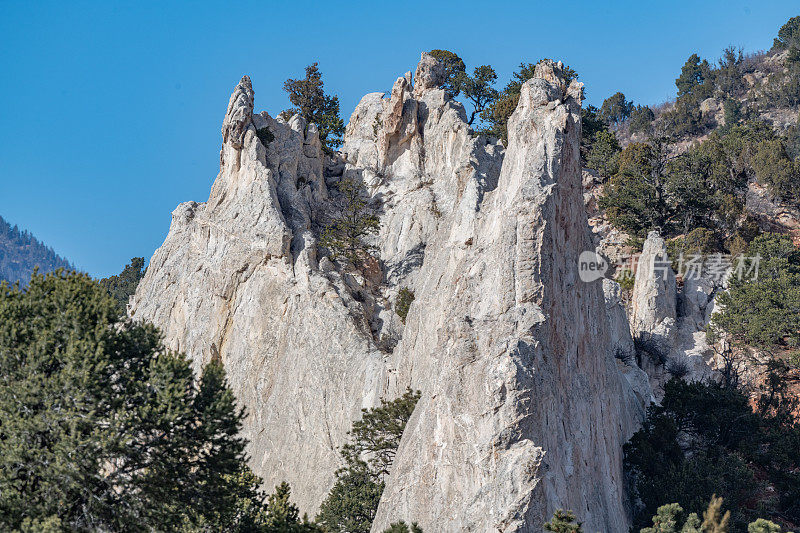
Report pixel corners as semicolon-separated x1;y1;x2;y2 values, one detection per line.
532;59;584;103
413;52;445;97
222;75;255;148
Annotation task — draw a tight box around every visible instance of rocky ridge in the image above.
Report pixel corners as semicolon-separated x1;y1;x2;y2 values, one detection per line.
132;55;652;530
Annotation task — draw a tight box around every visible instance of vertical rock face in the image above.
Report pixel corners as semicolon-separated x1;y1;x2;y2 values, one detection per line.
133;56;648;529
630;232;677;355
630;232;719;386
372;62;644;532
340;52;504;346
130;76;388;512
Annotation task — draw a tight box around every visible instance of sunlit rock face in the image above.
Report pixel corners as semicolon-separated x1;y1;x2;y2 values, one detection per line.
371;61;646;532
133;57;650;529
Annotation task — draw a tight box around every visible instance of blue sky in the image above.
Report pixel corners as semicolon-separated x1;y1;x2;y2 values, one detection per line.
1;0;797;277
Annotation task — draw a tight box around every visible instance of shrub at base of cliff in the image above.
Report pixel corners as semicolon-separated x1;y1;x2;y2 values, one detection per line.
382;521;423;533
316;389;421;533
555;496;793;533
544;510;583;532
624;378;800;531
0;271;267;531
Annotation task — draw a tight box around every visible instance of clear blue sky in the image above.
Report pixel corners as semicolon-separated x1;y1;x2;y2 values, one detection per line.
1;1;797;277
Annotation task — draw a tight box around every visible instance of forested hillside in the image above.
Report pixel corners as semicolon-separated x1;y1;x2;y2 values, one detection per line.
0;215;74;285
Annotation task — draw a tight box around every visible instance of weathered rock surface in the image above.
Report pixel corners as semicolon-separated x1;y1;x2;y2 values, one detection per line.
372;61;646;532
630;232;677;357
133;57;651;530
130;76;388;512
340;51;503;345
630;232;723;388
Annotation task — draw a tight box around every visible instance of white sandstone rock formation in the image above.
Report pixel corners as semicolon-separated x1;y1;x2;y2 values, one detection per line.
130;76;388;512
372;61;647;532
630;232;677;357
133;57;651;530
630;231;725;388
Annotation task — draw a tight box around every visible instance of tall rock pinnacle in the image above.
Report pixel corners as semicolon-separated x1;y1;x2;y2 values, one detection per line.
372;60;644;531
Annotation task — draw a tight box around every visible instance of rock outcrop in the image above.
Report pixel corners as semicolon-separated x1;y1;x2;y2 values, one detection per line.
133;56;650;530
130;76;388;512
630;232;722;388
372;61;646;531
630;232;677;357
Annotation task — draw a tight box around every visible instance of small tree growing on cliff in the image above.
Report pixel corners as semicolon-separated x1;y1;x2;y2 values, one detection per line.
428;49;466;97
544;510;583;532
316;389;421;533
319;177;380;268
458;64;499;125
283;62;345;153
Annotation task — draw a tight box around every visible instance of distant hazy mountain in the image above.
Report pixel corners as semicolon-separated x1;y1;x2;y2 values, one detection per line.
0;215;74;285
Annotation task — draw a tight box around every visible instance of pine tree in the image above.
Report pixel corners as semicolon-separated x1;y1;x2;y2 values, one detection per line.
316;389;421;533
319;177;380;268
428;49;466;97
544;509;583;532
283;63;345;154
0;270;257;531
98;256;146;314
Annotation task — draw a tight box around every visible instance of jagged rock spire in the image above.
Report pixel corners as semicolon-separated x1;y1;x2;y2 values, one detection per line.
222;75;254;148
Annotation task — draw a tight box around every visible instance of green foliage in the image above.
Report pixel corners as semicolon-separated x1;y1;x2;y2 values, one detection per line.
641;498;798;533
722;98;742;129
428;49;466;96
625;377;800;531
751;138;800;201
382;521;423;533
261;482;321;532
98;256;146;314
316;464;383;533
629;104;656;135
283;62;345;154
395;287;415;323
0;270;263;531
663;149;720;235
257;126;275;148
676;54;713;99
457;64;499;126
582;104;607;141
599;119;798;242
748;519;787;533
319;177;380;267
660;96;707;137
585;129;621;176
544;509;583;532
316;389;421;533
774;16;800;63
599;142;671;236
341;388;421;480
600;92;633;125
716;46;745;98
712;233;800;348
579;104;609;164
640;503;695;533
